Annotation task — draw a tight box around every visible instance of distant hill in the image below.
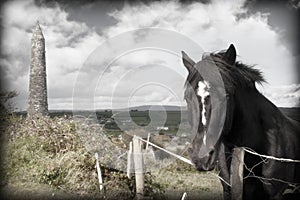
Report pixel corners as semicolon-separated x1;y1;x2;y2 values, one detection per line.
14;106;299;122
114;105;187;111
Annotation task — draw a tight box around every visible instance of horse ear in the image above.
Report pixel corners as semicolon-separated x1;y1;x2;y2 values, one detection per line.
182;51;196;74
223;44;236;65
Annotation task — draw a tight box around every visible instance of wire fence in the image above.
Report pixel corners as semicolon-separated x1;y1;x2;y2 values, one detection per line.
132;136;299;200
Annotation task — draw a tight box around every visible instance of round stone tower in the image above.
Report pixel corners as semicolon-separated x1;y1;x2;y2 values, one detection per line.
28;21;48;118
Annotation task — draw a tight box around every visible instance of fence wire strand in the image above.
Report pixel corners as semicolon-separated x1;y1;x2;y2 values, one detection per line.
230;148;300;187
134;137;300;189
242;147;300;163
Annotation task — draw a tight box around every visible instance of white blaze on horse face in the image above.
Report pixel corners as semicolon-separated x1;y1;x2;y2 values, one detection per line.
203;134;207;145
197;81;210;127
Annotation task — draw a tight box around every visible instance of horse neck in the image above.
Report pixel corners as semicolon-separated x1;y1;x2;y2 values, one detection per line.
227;86;286;151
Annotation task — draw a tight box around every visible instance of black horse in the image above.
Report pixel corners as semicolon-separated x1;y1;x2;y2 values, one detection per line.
182;44;300;200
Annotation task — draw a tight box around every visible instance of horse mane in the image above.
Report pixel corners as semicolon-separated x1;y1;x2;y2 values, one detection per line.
205;51;266;92
184;50;266;94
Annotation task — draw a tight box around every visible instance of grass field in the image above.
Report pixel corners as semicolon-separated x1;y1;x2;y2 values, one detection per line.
0;114;222;200
3;107;298;199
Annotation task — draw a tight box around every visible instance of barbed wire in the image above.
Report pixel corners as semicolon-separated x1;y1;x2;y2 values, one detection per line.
135;136;194;166
235;148;300;187
222;147;300;188
244;175;300;186
208;171;231;187
134;137;300;189
135;136;234;186
242;147;300;163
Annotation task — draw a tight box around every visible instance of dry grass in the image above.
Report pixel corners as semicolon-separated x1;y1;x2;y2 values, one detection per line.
0;115;223;200
0;115;164;199
1;115;100;198
151;160;223;200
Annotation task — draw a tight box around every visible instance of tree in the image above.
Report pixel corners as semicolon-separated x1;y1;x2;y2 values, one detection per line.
0;91;18;114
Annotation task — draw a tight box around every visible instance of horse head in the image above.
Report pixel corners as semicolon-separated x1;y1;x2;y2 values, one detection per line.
182;44;238;171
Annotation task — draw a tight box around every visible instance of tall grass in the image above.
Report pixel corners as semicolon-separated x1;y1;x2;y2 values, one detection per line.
0;115;164;199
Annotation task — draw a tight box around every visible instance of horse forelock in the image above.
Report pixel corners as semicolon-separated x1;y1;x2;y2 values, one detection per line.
184;53;265;97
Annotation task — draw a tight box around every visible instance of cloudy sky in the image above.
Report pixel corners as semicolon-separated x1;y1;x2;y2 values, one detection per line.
0;0;299;110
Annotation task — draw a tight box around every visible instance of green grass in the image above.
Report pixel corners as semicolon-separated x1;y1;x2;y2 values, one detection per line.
0;114;222;200
0;115;166;199
1;116;99;197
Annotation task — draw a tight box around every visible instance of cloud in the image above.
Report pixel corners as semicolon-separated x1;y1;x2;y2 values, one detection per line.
1;0;103;110
1;0;298;110
106;0;298;85
257;84;300;107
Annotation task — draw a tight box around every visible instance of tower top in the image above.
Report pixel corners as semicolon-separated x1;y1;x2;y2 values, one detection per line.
32;21;44;40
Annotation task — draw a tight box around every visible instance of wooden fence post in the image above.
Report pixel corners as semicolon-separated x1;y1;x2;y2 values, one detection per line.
95;153;103;191
181;192;188;200
133;136;144;200
230;147;245;200
127;141;134;178
146;133;150;150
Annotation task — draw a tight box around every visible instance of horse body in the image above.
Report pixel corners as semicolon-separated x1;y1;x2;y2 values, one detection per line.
182;44;300;200
228;84;300;199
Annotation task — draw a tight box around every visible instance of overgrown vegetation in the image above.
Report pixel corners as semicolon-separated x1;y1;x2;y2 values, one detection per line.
0;92;222;199
0;115;167;199
0;91;165;199
0;116;90;196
